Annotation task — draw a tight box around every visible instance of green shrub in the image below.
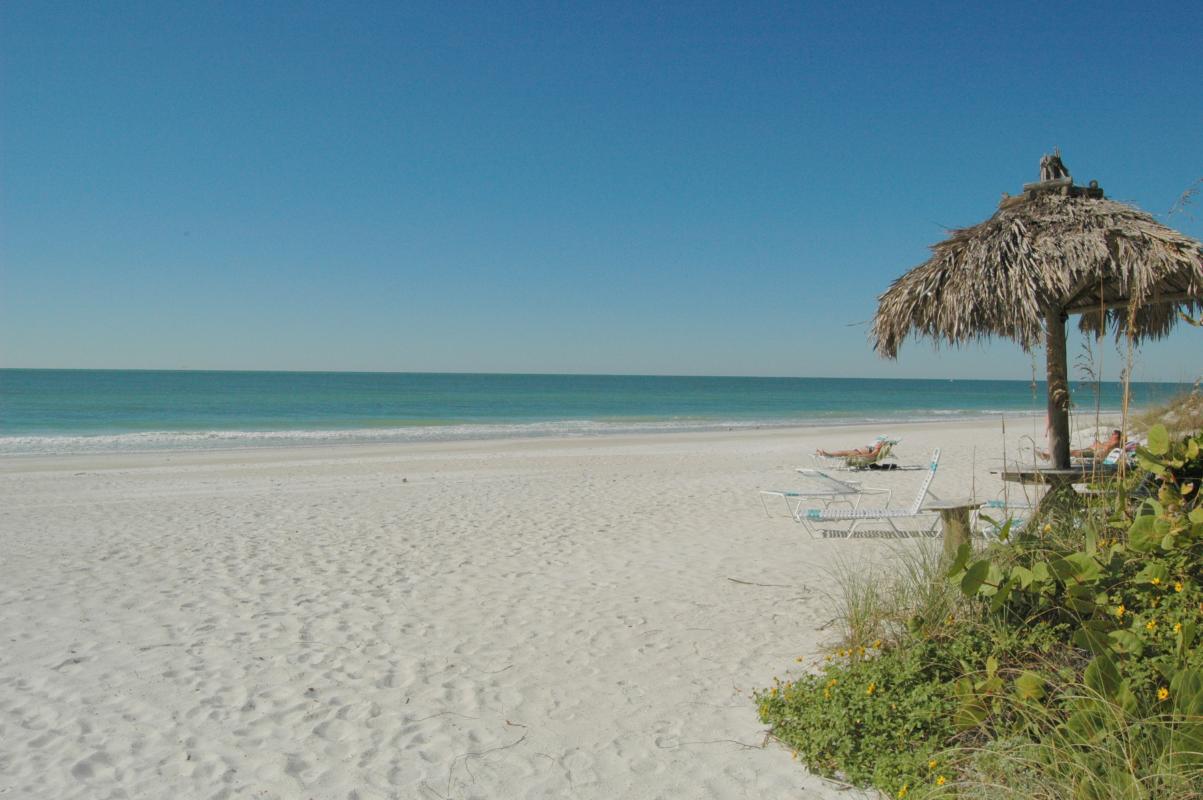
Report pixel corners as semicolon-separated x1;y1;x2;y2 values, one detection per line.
756;642;957;794
758;427;1203;798
944;426;1203;796
756;617;1068;796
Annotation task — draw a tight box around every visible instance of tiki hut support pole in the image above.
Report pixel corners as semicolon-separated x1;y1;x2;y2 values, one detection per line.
1045;305;1072;469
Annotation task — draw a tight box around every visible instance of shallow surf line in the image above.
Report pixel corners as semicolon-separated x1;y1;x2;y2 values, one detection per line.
0;410;1059;455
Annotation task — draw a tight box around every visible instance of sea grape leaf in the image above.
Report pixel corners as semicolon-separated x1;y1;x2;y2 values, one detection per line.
1014;671;1045;701
946;541;972;576
1128;515;1159;553
1108;629;1144;657
1049;553;1101;585
1147;424;1169;455
1065;706;1112;745
1134;562;1169;585
989;578;1013;613
1084;653;1122;699
1136;455;1166;476
1073;622;1111;656
979;563;1005;596
1061;552;1102;583
1180;622;1198;656
1171;668;1203;716
961;560;991;596
995;517;1013;542
954;699;989;730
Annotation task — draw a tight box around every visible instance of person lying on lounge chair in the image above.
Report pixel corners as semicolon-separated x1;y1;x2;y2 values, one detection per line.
1039;429;1122;461
816;440;887;458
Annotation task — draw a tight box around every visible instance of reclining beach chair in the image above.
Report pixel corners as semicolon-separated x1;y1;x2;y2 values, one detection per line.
796;449;941;538
759;469;892;519
811;436;901;471
975;497;1036;540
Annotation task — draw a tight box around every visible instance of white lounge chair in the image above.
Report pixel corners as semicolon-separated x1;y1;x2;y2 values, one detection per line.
975;497;1036;540
759;469;892;518
796;449;942;538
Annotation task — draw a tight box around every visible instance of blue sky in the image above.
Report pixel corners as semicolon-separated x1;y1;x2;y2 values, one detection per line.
2;1;1201;380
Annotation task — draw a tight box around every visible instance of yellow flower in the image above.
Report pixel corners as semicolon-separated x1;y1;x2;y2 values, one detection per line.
936;775;947;786
1158;687;1170;702
1115;604;1126;618
866;682;877;695
1152;577;1162;586
873;639;882;649
1175;582;1184;593
897;784;909;799
1174;622;1183;634
1146;619;1157;632
1042;523;1053;533
928;759;938;770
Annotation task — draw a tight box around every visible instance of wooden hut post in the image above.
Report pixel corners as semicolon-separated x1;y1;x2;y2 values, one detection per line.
1045;305;1072;469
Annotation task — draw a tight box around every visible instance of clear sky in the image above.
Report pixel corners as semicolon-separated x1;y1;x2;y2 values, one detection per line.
2;1;1201;380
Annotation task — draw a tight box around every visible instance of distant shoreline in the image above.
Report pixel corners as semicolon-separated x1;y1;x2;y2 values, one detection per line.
0;408;1135;458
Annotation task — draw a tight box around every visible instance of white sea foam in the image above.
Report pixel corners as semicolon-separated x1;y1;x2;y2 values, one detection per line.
0;419;766;455
0;409;1058;455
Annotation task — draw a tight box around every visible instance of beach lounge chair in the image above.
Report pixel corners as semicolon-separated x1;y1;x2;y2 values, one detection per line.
812;436;901;471
796;449;942;538
759;469;892;519
975;498;1036;540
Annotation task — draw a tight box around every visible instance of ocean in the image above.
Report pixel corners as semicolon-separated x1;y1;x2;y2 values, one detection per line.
0;369;1189;455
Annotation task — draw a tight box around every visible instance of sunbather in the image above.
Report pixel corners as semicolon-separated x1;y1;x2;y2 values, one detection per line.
1039;429;1122;461
816;440;887;458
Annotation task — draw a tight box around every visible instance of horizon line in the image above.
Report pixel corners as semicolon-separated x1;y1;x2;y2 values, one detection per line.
0;366;1193;385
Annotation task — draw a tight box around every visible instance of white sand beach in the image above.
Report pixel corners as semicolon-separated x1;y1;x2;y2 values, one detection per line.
0;419;1095;799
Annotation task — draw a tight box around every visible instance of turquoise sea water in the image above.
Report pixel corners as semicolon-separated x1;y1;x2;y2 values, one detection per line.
0;369;1190;454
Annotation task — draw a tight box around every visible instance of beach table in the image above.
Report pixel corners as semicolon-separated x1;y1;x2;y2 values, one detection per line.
992;466;1118;514
922;499;983;561
994;466;1095;487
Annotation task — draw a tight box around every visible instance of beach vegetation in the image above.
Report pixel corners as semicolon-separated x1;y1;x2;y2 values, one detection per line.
757;425;1203;798
1133;388;1203;439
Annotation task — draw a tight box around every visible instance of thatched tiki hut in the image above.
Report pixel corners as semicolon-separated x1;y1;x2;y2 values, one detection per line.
872;155;1203;468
